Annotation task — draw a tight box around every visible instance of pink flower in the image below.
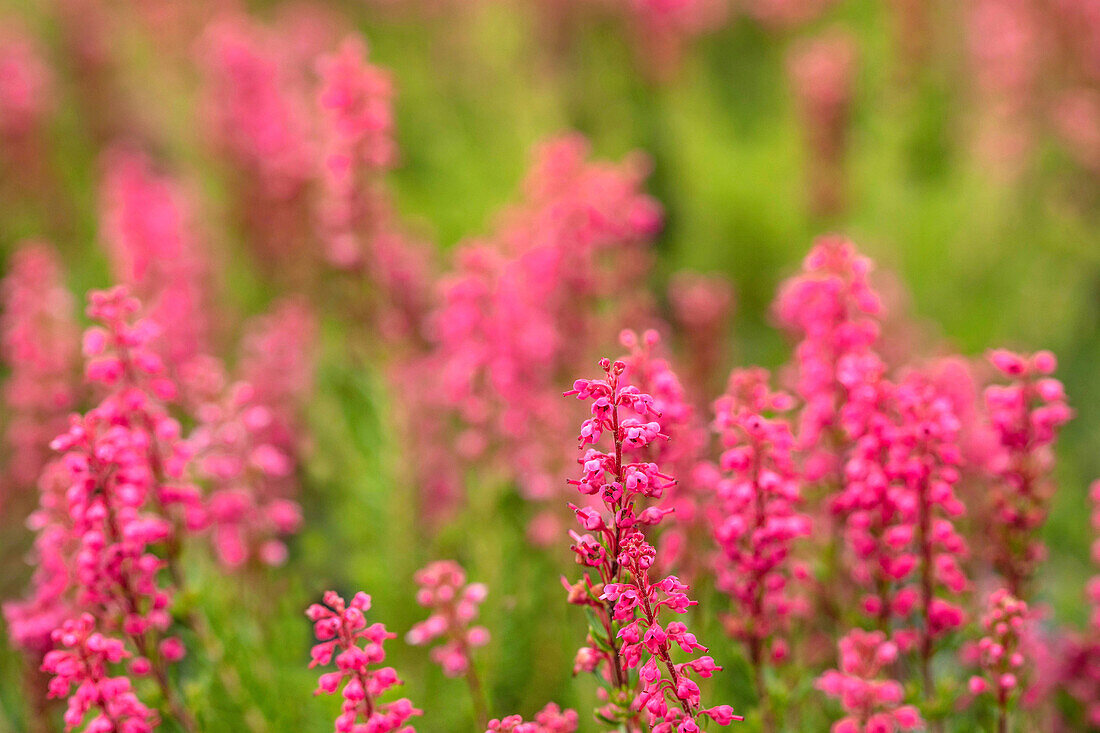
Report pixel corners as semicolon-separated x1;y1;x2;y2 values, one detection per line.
406;560;489;678
486;703;579;733
306;591;421;732
709;368;811;692
773;236;883;484
99;147;211;374
983;349;1072;597
816;629;923;732
619;329;710;574
6;288;198;730
315;36;396;269
0;242;80;495
188;303;314;572
787;31;858;216
414;134;662;525
42;614;157;732
0;22;54;145
966;589;1029;723
563;358;741;729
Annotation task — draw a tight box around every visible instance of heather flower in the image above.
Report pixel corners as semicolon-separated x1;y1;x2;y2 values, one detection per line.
315;35;396;268
984;349;1072;598
0;22;54;146
42;614;158;733
99;147;211;375
196;13;316;263
787;31;858;217
236;297;318;461
709;367;811;722
187;297;314;568
407;561;489;677
421;135;662;524
774;236;883;485
889;375;969;692
816;629;923;733
0;242;80;495
407;560;490;725
966;0;1043;177
189;375;303;568
4;461;80;654
966;589;1029;730
306;590;420;733
197;14;315;198
9;288;199;730
486;703;579;732
619;329;710;574
773;237;886;635
563;358;740;730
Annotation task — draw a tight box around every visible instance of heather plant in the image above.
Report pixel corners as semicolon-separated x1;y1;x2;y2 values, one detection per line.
709;367;810;727
816;629;923;733
0;243;80;499
966;589;1029;733
419;135;662;531
983;349;1072;599
24;288;200;731
562;359;741;731
3;1;1100;731
485;703;579;733
307;591;420;733
407;560;490;725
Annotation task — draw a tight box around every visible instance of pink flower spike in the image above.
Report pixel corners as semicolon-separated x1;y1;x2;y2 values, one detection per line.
306;590;419;732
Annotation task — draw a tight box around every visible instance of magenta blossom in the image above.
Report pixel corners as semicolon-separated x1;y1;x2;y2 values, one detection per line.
42;614;158;733
485;703;579;733
563;358;741;731
307;591;420;733
816;629;923;733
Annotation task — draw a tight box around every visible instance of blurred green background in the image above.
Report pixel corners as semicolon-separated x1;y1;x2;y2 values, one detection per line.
1;0;1098;731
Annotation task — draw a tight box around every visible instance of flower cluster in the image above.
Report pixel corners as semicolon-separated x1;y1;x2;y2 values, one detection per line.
710;368;811;688
485;704;579;733
773;235;884;485
816;629;923;733
423;135;662;526
315;36;396;268
5;288;199;730
0;242;80;494
984;349;1072;598
619;329;710;572
197;13;315;201
406;560;489;677
183;297;314;570
188;375;303;568
196;12;317;264
787;31;858;216
42;614;158;733
99;146;211;373
307;591;421;733
888;376;969;683
0;21;54;149
967;589;1029;716
564;358;740;731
